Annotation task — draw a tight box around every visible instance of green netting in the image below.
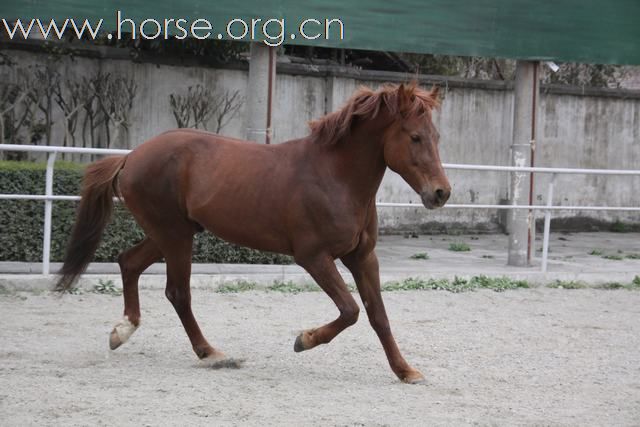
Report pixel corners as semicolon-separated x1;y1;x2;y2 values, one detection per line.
3;0;639;64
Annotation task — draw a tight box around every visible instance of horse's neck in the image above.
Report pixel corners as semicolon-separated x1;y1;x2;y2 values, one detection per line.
326;123;388;205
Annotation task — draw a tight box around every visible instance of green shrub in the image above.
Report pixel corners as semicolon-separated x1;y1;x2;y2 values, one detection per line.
266;280;320;293
448;242;471;252
93;279;122;296
610;220;629;232
547;279;586;289
216;280;258;293
0;161;292;264
597;282;625;290
381;275;529;293
410;252;429;260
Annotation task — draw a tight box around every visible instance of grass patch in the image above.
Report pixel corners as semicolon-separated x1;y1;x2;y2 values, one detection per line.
216;280;258;293
470;275;530;291
266;280;320;294
547;280;586;289
625;253;640;260
597;282;625;290
92;279;121;296
588;249;604;256
382;277;450;291
410;252;429;260
382;275;529;293
625;277;640;289
602;254;624;261
448;242;471;252
208;275;640;294
599;276;640;290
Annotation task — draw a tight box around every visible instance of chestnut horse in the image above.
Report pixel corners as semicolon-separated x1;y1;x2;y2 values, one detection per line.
56;83;451;384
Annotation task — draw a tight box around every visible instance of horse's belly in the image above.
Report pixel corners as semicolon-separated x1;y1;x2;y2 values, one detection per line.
190;202;293;256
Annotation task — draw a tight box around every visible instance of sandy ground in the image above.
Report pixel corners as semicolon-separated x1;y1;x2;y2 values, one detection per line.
1;288;639;426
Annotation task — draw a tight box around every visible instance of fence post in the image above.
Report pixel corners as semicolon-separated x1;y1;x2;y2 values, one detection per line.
42;152;57;275
541;173;557;273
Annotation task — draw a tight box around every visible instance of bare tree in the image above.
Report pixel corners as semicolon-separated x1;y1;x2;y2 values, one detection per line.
169;85;242;133
27;65;60;145
82;72;108;150
96;74;137;148
53;78;87;148
191;86;216;129
0;69;41;160
211;89;242;134
0;52;14;67
169;85;216;129
0;81;31;145
169;91;193;128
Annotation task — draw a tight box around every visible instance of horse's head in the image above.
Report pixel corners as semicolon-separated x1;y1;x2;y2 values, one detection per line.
382;83;451;209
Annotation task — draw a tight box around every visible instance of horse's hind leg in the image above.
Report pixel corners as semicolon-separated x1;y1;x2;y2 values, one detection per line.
110;237;163;350
161;233;226;362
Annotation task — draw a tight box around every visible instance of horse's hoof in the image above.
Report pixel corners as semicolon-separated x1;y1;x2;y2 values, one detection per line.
200;353;244;369
402;370;426;384
109;330;122;350
294;334;306;352
294;330;316;352
109;316;138;350
200;350;227;363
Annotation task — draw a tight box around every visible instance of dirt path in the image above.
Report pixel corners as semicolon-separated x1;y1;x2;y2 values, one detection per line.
1;288;639;426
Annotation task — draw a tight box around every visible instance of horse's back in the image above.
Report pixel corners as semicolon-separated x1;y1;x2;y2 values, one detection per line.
118;129;303;254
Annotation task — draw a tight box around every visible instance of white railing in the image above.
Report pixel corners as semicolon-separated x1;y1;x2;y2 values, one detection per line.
1;143;639;275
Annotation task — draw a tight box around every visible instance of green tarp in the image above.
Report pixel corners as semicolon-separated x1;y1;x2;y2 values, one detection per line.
3;0;640;64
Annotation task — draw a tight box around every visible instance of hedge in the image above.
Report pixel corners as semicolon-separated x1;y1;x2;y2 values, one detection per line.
0;160;292;264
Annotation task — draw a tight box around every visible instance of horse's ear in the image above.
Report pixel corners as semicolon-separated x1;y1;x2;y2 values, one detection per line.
430;85;440;100
430;85;443;108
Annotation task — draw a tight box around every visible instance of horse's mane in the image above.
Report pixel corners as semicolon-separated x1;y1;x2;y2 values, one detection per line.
308;82;440;145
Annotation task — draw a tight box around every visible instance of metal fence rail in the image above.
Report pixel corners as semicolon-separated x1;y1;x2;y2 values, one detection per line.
1;143;639;275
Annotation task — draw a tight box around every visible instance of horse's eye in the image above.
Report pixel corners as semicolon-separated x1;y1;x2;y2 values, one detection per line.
410;134;421;143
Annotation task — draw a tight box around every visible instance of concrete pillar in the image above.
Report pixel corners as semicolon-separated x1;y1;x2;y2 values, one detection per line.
508;61;539;266
245;43;276;143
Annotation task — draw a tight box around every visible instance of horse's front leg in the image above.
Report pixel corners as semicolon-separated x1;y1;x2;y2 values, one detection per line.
342;250;425;384
294;254;360;352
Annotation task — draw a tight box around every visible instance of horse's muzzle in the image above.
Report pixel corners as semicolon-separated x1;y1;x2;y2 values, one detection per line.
420;187;451;209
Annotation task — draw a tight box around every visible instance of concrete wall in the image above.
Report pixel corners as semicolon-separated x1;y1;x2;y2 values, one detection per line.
535;93;640;223
2;48;639;230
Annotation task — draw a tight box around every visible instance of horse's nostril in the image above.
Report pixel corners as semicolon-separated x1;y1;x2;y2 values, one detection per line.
435;188;450;203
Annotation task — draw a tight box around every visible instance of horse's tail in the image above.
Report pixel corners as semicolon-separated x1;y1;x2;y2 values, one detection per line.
55;155;127;292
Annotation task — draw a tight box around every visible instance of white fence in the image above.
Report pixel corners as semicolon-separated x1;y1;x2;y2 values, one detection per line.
1;143;639;275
